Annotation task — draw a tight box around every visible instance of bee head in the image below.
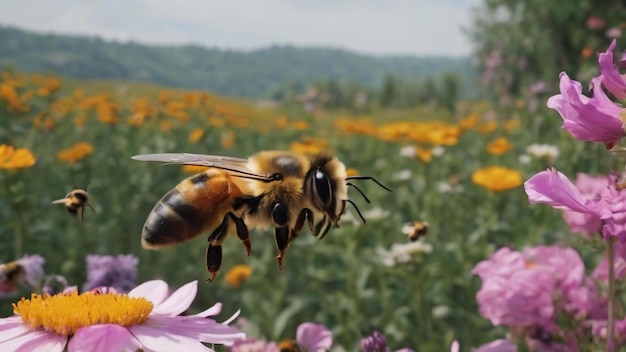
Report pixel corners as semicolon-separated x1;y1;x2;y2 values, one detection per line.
306;154;348;222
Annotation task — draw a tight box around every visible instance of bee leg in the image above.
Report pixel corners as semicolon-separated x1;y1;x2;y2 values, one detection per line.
272;203;290;270
293;208;313;237
274;226;290;270
228;212;251;256
207;213;230;245
205;244;222;282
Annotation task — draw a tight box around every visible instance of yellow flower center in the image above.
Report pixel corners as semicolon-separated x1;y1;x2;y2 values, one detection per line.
12;292;153;336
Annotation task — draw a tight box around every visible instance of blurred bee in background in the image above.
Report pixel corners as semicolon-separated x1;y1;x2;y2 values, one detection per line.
52;185;95;222
132;151;392;281
0;261;25;294
403;221;429;242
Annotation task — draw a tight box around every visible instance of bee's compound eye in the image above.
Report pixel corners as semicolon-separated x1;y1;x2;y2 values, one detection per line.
272;203;289;227
314;170;332;208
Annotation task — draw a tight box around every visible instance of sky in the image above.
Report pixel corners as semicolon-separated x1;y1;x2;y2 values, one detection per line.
0;0;479;57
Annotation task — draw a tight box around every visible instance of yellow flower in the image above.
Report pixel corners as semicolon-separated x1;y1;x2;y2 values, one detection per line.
290;137;330;155
292;120;309;131
275;116;288;129
415;147;433;163
188;128;204;144
0;145;36;169
471;166;522;192
224;265;252;288
486;137;514;155
57;142;94;164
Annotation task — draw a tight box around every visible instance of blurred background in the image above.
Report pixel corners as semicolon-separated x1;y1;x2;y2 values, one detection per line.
0;0;624;350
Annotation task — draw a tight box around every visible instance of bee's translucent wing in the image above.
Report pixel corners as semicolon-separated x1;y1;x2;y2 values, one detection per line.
131;153;277;181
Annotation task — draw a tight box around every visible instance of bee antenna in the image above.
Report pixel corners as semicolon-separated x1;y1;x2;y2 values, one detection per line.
345;176;393;192
88;203;96;213
347;183;370;203
346;199;366;224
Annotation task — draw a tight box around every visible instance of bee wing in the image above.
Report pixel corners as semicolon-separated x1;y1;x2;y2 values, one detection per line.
131;153;275;181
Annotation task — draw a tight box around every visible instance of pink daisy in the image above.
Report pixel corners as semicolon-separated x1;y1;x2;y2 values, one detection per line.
0;279;245;351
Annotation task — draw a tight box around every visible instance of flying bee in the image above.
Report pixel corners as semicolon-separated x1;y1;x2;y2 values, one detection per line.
0;261;25;293
52;186;95;222
132;151;392;281
403;221;429;242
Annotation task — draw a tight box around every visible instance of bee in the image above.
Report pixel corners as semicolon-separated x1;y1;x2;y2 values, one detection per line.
132;151;391;281
52;186;94;222
403;221;429;242
0;261;25;293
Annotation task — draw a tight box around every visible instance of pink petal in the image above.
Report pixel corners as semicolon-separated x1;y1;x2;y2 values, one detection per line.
475;339;518;352
296;322;333;351
151;280;197;316
222;309;241;326
129;324;214;352
68;324;142;352
0;329;66;352
129;280;169;307
599;39;626;99
547;72;624;144
450;341;460;352
190;302;222;318
524;168;598;214
142;315;246;345
0;316;31;343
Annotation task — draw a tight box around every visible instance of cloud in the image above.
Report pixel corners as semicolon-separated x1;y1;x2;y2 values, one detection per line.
0;0;478;56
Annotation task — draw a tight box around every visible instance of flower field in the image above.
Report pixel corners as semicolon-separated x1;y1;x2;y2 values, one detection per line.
0;53;622;350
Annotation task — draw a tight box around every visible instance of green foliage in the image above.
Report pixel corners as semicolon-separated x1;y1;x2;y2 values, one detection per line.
469;0;626;101
0;70;613;350
0;25;476;99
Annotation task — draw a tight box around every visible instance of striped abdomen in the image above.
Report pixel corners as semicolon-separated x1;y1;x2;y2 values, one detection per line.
141;170;241;249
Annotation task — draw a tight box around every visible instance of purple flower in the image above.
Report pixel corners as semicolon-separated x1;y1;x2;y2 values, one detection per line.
546;72;624;147
599;39;626;99
474;339;518;352
83;254;138;293
296;322;332;351
42;275;69;296
0;254;45;293
361;330;389;352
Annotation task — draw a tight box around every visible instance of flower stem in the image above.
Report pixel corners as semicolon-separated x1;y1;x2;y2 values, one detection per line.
607;238;616;352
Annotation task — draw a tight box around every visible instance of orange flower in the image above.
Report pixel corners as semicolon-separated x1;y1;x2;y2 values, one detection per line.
346;168;359;177
415;147;433;163
486;137;514;155
471;166;522;192
57;142;94;164
458;113;479;131
292;120;309;131
224;265;252;288
221;131;235;149
581;46;594;59
275;116;288;129
159;121;172;132
0;145;36;169
476;121;497;134
290;137;329;155
503;118;520;131
188;128;204;144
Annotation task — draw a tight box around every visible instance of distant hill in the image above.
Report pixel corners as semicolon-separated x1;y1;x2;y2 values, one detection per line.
0;25;476;98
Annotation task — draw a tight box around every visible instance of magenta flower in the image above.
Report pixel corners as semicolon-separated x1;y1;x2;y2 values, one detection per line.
546;72;624;147
0;279;245;351
599;39;626;99
472;245;598;329
360;330;414;352
562;173;608;237
593;241;626;281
